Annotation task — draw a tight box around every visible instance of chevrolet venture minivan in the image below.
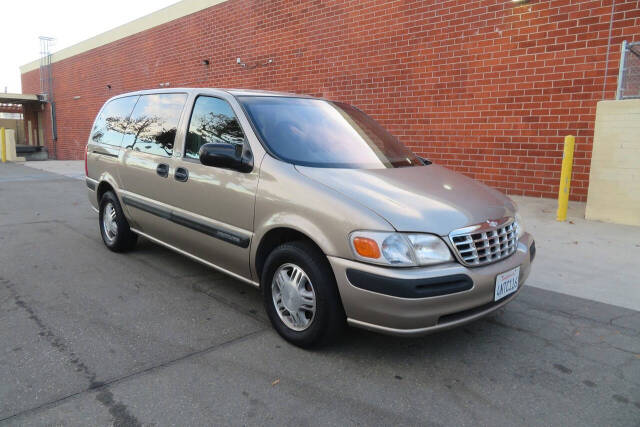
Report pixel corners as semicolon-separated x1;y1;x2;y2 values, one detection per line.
86;88;535;347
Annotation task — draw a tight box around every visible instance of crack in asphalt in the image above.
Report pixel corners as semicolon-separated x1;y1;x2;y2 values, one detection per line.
0;277;100;385
95;389;141;427
0;276;141;426
0;212;271;424
0;324;266;424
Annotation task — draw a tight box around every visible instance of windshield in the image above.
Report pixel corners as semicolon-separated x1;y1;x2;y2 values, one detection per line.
238;96;423;168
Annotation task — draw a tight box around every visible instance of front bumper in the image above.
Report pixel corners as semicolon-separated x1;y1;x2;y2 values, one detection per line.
329;233;535;336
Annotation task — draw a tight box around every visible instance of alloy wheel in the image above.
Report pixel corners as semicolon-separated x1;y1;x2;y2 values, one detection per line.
102;202;118;243
271;263;317;331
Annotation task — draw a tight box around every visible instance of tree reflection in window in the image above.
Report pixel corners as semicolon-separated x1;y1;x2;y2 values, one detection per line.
185;96;245;160
105;115;175;156
90;96;139;147
118;93;187;157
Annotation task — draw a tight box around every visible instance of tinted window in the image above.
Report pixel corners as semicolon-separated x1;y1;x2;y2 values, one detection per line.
121;93;187;157
238;97;422;169
90;96;139;147
185;96;246;160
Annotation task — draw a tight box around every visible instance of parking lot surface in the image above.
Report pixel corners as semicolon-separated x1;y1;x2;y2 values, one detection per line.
1;162;639;426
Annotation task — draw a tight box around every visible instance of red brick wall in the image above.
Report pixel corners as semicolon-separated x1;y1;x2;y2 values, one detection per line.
21;0;640;200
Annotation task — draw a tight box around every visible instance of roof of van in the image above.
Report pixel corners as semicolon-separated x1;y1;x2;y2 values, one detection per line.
227;89;316;98
112;88;317;99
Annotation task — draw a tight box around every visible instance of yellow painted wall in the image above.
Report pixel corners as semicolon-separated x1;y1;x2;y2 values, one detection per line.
585;100;640;226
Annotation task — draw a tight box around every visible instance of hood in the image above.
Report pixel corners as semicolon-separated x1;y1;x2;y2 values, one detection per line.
295;164;515;236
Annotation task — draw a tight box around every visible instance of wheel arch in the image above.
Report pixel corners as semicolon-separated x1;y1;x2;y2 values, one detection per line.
96;180;115;203
95;172;121;202
253;226;329;284
95;174;135;224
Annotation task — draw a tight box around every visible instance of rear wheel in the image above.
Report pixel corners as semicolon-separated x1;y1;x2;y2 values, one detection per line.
262;241;345;347
99;191;137;252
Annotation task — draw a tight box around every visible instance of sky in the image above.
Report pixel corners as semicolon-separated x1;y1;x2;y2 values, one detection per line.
0;0;177;94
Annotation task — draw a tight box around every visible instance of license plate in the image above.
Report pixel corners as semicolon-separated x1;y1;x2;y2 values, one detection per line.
494;266;520;301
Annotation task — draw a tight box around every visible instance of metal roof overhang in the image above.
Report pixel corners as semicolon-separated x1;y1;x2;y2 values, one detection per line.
0;93;45;105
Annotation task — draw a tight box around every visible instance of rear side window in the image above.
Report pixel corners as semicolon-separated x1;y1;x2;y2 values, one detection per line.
185;96;246;160
122;93;187;157
90;96;139;147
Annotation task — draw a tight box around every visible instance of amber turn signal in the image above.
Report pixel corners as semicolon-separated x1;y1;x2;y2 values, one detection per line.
352;237;381;259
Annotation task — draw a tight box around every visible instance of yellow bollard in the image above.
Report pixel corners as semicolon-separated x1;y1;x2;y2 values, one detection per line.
1;127;6;163
556;135;575;221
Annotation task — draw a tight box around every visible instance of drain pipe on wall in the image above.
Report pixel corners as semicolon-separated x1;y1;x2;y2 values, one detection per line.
50;102;58;159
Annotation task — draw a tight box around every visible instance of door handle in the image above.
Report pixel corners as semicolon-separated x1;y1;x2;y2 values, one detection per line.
174;167;189;182
156;163;169;178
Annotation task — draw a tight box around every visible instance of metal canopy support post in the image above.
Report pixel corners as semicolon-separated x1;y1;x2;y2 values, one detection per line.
616;41;627;100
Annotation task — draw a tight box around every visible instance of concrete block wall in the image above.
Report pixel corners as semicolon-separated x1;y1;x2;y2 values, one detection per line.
20;0;640;200
0;119;25;145
586;99;640;226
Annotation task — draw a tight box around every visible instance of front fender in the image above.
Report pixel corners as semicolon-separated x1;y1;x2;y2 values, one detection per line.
250;214;339;279
250;156;394;281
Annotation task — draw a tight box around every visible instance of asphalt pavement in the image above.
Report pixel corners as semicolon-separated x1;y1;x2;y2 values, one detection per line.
0;162;638;426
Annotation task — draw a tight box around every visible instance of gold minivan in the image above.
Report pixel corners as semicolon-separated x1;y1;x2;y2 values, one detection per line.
86;88;535;347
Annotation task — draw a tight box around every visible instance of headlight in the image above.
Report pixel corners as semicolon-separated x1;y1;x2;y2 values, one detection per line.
350;231;453;267
381;234;414;265
508;198;525;240
514;212;525;240
407;234;455;265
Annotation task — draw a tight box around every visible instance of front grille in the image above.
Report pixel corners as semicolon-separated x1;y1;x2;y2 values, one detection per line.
449;218;517;267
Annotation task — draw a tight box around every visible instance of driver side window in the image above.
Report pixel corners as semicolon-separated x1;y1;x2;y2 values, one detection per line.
185;96;246;160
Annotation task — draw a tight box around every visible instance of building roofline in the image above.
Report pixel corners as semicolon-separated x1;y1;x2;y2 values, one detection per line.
20;0;228;74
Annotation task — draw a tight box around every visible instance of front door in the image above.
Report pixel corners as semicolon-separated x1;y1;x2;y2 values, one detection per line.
167;95;259;279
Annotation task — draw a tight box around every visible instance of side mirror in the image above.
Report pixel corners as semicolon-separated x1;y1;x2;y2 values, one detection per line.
418;156;432;165
198;142;253;172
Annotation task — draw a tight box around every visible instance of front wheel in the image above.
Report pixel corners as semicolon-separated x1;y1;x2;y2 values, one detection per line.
262;241;345;348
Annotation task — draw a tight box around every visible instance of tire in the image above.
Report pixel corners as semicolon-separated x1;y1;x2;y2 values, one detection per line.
262;241;345;348
99;191;138;252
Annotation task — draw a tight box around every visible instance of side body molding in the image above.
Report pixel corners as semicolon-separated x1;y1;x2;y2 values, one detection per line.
120;194;251;248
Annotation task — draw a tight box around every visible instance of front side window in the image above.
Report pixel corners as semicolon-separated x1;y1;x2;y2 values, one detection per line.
185;96;246;160
237;96;422;169
121;93;187;157
90;96;139;147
